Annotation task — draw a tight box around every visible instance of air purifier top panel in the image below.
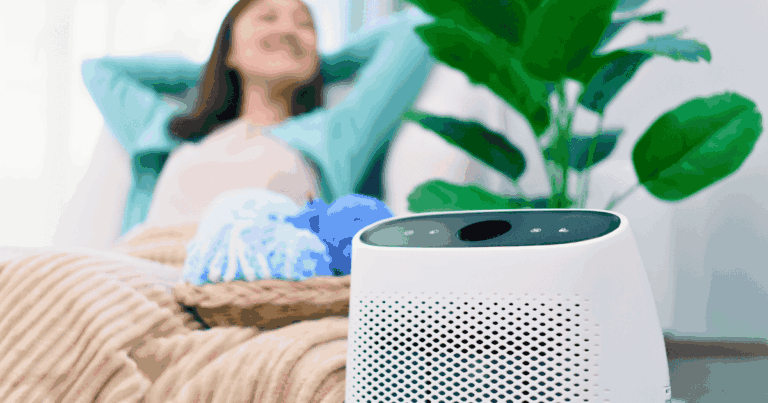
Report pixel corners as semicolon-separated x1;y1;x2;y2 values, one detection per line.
360;210;621;247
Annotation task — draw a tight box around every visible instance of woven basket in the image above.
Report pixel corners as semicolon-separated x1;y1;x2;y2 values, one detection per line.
174;275;351;330
111;222;352;330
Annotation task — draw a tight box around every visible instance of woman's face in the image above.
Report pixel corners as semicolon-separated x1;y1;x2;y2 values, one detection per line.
228;0;319;85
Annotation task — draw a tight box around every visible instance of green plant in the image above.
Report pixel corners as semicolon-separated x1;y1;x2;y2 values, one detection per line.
403;0;763;212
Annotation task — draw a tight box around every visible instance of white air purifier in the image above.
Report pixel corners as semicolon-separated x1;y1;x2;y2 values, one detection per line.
346;209;672;403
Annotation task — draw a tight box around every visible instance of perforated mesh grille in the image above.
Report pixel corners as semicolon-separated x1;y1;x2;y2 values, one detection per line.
347;292;604;403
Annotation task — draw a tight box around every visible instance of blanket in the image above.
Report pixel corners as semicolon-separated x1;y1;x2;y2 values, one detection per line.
0;225;351;402
109;222;199;268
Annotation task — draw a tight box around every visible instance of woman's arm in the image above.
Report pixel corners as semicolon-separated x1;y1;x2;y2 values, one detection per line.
80;56;202;156
270;9;437;202
85;55;202;94
80;56;205;233
109;55;203;96
319;34;380;85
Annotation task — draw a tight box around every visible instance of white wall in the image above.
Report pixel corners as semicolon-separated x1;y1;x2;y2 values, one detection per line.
1;0;77;247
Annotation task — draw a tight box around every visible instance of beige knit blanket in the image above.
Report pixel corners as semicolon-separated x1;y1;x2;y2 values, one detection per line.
0;239;348;402
109;221;199;269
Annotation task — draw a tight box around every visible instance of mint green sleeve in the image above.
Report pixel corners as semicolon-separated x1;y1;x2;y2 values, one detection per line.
80;56;202;156
270;9;436;202
80;56;203;233
319;38;378;84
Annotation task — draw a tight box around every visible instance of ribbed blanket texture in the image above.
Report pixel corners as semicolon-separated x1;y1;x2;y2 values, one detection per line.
0;248;348;403
110;222;198;268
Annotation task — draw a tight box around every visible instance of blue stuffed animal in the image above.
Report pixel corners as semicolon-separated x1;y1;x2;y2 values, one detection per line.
286;194;394;276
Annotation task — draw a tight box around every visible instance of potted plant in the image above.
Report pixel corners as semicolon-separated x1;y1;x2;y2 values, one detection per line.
402;0;763;212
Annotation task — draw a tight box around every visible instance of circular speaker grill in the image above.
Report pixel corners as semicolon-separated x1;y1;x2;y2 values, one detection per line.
347;292;604;402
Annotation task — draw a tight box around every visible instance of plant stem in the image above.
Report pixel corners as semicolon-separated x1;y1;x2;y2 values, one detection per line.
605;183;641;210
562;111;576;208
576;114;604;208
586;115;603;170
498;103;527;198
550;82;564;208
549;81;574;208
575;171;589;209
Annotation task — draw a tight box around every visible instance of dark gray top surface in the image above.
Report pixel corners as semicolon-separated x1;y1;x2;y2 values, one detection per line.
359;210;622;247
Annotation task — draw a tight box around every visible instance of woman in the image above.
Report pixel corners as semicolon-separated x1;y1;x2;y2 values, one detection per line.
78;0;435;238
146;0;325;227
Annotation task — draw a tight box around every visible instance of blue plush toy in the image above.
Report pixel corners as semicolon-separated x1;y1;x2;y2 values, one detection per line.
286;194;394;276
183;188;394;285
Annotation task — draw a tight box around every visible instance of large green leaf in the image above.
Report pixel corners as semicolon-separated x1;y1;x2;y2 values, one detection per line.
578;52;652;113
415;19;551;136
404;111;527;181
580;32;712;114
543;129;623;171
568;51;628;84
632;92;763;201
522;0;620;81
407;180;535;213
596;10;665;52
620;31;712;62
407;0;529;48
462;0;530;48
519;0;546;13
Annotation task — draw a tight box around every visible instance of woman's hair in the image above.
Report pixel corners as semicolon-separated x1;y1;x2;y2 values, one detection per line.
169;0;324;141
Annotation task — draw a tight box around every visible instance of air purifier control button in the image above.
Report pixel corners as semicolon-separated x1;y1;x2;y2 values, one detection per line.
365;220;452;247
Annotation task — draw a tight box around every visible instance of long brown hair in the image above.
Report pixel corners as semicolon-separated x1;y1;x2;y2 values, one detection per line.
169;0;324;141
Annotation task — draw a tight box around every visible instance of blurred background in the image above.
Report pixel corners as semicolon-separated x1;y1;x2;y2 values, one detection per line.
3;0;768;334
0;0;409;247
3;0;768;332
2;1;768;400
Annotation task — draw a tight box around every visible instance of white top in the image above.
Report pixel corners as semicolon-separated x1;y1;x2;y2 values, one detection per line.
144;119;320;228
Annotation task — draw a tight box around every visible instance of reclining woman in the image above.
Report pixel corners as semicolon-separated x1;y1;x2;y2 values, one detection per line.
80;0;434;240
147;0;326;228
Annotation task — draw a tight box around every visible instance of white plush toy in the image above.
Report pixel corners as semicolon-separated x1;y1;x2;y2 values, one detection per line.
182;188;331;285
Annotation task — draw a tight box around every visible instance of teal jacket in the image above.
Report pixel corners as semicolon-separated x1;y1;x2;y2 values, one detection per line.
81;9;435;234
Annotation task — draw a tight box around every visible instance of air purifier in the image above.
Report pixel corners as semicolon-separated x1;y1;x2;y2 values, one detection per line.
346;209;672;403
